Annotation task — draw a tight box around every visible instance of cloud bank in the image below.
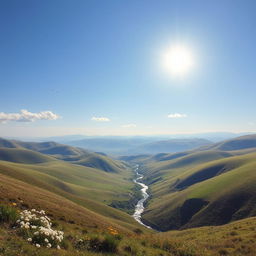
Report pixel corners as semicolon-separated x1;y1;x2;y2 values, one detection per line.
168;113;187;118
0;109;60;123
91;117;110;122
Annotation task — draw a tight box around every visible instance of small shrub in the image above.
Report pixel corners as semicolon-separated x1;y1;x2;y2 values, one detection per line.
0;205;18;224
92;234;119;253
218;249;229;255
163;240;176;252
74;237;90;250
133;228;143;235
61;239;70;250
161;240;196;256
123;244;139;255
101;235;119;253
82;228;88;234
76;234;120;253
141;240;147;246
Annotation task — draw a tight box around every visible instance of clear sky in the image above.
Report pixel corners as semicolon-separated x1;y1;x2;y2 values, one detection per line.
1;0;256;137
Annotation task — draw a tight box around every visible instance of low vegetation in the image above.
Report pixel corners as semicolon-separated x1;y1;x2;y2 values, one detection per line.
1;203;256;256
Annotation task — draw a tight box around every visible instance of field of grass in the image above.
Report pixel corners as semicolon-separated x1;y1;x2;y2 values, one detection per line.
156;216;256;256
0;159;142;226
1;199;256;256
0;148;56;164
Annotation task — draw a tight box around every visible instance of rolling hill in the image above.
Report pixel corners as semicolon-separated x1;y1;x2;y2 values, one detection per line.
200;134;256;151
0;147;55;164
0;138;125;173
0;138;145;231
1;136;256;255
130;134;256;231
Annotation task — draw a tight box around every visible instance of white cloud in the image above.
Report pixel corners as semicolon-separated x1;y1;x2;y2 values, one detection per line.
91;117;110;122
121;123;137;128
0;109;60;124
167;113;187;118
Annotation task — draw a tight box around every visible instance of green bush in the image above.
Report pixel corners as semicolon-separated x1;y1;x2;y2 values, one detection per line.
123;243;139;255
101;235;119;253
0;205;18;224
76;234;120;253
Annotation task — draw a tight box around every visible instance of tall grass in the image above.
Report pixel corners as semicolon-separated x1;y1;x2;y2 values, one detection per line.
0;204;18;224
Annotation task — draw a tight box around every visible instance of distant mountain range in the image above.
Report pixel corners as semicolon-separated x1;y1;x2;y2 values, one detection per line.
7;132;252;156
62;137;212;155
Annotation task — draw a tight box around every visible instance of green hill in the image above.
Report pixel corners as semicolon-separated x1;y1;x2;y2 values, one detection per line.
0;147;55;164
141;151;256;231
0;138;145;230
201;134;256;151
0;138;125;173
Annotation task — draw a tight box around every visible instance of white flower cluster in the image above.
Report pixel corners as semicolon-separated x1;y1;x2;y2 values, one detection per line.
16;209;63;249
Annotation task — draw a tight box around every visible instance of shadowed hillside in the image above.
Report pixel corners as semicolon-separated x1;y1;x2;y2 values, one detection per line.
0;148;55;164
140;145;256;231
0;138;125;173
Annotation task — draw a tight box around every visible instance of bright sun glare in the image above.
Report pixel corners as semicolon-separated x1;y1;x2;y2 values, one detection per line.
162;45;194;76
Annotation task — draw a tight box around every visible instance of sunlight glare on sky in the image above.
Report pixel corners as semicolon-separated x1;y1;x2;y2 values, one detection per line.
162;44;194;77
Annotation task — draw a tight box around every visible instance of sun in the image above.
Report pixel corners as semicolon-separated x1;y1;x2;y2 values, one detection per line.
162;45;194;76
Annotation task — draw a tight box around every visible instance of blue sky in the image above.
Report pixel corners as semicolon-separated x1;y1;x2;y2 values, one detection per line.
1;0;256;137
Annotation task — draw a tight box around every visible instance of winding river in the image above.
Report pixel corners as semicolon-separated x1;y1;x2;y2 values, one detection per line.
132;165;153;229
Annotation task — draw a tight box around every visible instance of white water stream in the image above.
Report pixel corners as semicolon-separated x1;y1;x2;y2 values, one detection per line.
132;165;153;229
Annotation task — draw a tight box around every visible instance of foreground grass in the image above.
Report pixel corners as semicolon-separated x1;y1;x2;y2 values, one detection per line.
1;203;256;256
157;216;256;256
0;204;166;256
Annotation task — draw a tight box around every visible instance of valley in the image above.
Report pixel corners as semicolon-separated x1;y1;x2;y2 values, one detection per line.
1;135;256;255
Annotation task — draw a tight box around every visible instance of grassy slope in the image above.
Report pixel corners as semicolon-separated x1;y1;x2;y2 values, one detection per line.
200;134;256;151
0;137;125;173
141;150;256;231
1;191;256;256
0;147;56;164
156;216;256;256
0;159;141;226
0;173;132;232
